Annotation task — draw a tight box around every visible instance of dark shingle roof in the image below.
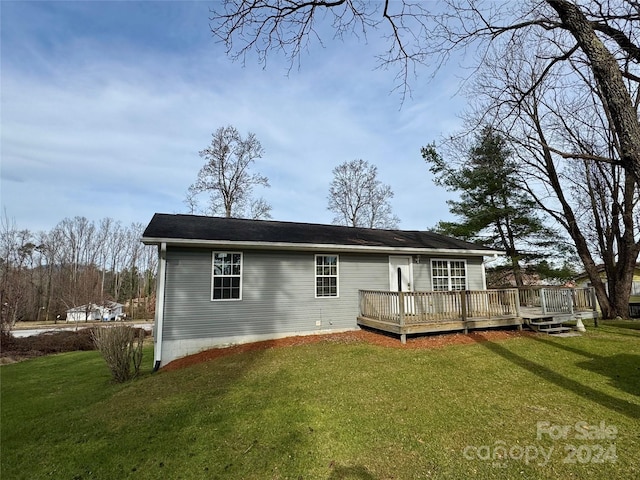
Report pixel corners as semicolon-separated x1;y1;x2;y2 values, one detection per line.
142;213;499;254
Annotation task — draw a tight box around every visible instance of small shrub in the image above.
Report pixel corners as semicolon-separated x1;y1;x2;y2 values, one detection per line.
91;326;144;383
35;329;96;353
0;332;19;353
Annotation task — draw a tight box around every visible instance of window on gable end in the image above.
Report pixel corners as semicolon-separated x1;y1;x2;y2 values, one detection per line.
212;252;242;300
315;255;339;298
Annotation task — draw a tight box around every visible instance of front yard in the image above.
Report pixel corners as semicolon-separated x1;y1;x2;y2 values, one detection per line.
2;320;639;479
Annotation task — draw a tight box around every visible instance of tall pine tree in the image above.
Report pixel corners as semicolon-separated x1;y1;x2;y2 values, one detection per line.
422;127;564;286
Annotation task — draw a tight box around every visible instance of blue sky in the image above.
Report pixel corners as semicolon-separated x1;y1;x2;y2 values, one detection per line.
1;1;468;233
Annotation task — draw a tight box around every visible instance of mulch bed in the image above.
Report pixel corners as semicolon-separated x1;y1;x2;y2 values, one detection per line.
163;328;533;371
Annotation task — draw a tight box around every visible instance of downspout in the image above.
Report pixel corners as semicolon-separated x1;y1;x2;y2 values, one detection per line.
152;242;167;372
481;257;488;290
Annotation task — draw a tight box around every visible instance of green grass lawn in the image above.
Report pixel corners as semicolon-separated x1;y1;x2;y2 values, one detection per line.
2;321;639;479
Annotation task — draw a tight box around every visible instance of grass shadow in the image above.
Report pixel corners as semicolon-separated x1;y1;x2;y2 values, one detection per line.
328;464;378;480
527;334;600;359
576;354;640;397
600;320;640;331
591;329;640;339
471;334;639;420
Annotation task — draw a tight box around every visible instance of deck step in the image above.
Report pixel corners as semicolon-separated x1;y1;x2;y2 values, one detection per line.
539;326;571;333
524;315;572;334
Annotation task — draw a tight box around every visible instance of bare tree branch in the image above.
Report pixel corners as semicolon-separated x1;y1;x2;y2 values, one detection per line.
327;159;399;228
189;125;272;219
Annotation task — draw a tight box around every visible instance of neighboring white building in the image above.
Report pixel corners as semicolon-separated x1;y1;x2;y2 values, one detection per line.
66;302;124;322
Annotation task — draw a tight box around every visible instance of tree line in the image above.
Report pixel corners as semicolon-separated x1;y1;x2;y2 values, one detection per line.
0;215;156;330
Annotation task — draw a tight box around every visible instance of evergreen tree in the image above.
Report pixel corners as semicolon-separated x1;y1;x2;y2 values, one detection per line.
422;127;565;286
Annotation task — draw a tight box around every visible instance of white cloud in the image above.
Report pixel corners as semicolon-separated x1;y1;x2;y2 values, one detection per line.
1;2;461;233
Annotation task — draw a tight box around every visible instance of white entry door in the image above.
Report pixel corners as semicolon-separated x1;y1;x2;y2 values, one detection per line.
389;256;413;292
389;256;414;315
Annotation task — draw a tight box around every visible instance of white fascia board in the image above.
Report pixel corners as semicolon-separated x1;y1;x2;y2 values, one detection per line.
141;236;504;257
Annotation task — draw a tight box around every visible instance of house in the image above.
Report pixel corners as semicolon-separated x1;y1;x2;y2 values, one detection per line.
486;267;563;288
142;214;503;369
574;265;640;317
66;301;124;322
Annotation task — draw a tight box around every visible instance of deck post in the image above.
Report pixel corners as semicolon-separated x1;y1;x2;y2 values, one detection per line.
398;291;406;344
568;289;574;314
513;289;523;330
590;287;599;327
461;290;468;334
540;288;547;315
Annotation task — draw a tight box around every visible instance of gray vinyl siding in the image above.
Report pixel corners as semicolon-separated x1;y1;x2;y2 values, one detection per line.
464;257;485;290
412;262;431;290
161;248;487;341
162;248;389;341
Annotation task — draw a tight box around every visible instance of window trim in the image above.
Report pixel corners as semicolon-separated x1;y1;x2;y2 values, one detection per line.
430;258;468;292
211;251;243;301
315;254;339;298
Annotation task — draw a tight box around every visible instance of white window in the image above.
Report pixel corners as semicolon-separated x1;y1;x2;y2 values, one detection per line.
431;259;467;291
211;252;242;300
315;255;339;297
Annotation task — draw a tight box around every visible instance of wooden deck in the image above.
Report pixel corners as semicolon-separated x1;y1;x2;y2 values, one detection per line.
358;287;598;343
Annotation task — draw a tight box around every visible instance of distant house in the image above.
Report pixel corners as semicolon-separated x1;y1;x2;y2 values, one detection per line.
66;302;124;322
574;265;640;317
142;214;501;369
487;269;550;288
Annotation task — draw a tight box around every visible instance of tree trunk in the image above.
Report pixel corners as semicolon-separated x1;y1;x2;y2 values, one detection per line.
527;98;638;321
609;273;632;319
547;0;640;185
509;254;524;287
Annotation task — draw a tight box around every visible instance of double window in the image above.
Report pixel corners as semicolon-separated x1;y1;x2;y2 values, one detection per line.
212;252;338;300
315;255;339;297
212;252;242;300
431;259;467;291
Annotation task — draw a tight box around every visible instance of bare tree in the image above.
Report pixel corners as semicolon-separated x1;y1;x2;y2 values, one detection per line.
210;1;640;183
328;159;399;229
0;213;33;332
188;125;272;219
105;220;126;301
545;0;640;184
36;229;58;322
53;217;99;316
460;28;640;319
184;187;200;215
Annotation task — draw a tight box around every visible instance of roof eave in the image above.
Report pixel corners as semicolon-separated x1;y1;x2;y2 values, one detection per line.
141;236;503;257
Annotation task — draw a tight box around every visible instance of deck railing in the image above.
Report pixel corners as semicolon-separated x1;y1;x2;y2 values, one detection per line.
518;286;597;314
359;289;520;327
570;287;598;311
360;287;597;327
467;289;521;318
